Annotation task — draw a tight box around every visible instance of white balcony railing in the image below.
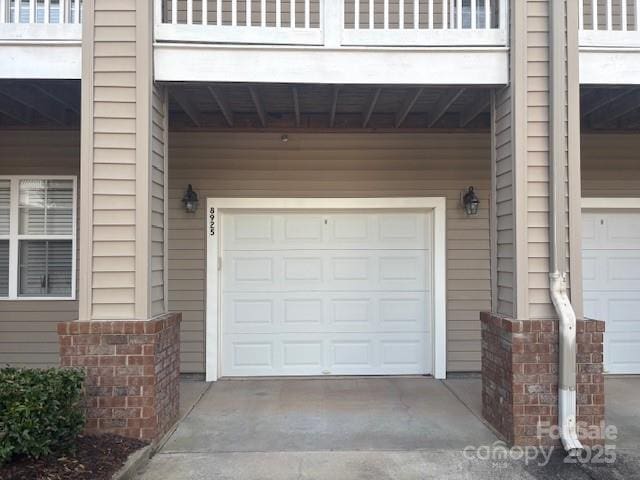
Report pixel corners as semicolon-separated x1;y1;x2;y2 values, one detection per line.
154;0;508;47
0;0;82;41
579;0;640;48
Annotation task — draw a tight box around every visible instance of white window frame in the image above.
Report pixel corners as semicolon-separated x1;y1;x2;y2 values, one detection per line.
205;197;448;382
0;175;77;301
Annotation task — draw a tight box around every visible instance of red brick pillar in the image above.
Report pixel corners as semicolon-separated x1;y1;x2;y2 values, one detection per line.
481;312;605;447
58;313;181;442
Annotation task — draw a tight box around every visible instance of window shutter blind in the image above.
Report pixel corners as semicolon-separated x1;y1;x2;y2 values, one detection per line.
19;240;73;297
0;180;9;236
0;241;8;297
19;179;73;235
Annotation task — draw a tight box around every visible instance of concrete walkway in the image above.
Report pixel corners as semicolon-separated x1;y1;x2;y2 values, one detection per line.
137;376;640;480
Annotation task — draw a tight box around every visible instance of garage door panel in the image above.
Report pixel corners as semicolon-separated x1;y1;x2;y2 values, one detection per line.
606;333;640;374
583;210;640;374
223;212;429;251
223;291;429;334
221;333;430;376
583;250;640;291
221;210;432;377
605;214;640;247
223;251;429;292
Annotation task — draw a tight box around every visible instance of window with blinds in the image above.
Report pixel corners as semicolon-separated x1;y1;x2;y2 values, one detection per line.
0;177;76;300
0;180;9;298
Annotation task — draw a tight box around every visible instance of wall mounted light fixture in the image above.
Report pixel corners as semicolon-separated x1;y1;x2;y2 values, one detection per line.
461;186;480;216
182;184;199;213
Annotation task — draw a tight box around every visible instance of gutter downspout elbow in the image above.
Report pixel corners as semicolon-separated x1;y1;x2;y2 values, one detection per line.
549;0;584;457
550;272;583;456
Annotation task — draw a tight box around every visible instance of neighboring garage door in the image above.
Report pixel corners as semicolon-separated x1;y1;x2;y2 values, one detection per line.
583;211;640;374
220;211;433;377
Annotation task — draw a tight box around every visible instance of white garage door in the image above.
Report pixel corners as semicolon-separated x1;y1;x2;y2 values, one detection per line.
583;211;640;374
220;211;433;377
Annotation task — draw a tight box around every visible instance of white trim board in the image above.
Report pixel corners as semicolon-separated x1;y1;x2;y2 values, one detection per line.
579;49;640;85
205;197;447;382
0;43;81;79
582;198;640;210
154;44;509;85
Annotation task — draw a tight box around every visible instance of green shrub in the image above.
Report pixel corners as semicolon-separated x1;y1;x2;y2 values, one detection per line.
0;367;85;464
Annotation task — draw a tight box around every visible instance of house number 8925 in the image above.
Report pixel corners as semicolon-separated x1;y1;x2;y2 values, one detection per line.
209;208;216;236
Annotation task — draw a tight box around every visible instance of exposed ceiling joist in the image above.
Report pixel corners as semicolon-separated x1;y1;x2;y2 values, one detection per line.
362;87;382;128
394;88;423;128
0;93;31;124
589;89;640;128
0;84;67;126
207;86;234;127
171;89;204;127
428;88;466;128
248;85;267;128
329;85;340;128
460;92;490;127
582;88;632;117
292;87;301;128
31;83;80;115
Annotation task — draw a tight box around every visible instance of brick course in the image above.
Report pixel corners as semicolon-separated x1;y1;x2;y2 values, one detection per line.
481;312;605;447
58;313;181;442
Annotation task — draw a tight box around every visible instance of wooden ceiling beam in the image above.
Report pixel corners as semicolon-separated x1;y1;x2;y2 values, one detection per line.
207;86;234;127
171;89;204;127
248;85;267;128
427;88;466;128
362;87;382;128
0;84;67;126
329;85;340;128
460;91;490;127
394;88;423;128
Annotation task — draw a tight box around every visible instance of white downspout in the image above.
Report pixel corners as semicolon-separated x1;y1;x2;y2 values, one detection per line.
549;0;583;457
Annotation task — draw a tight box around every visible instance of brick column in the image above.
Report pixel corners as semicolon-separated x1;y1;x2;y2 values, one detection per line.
58;313;181;442
481;313;605;447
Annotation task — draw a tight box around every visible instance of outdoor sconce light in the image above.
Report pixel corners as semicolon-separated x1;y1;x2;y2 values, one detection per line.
182;184;199;213
461;186;480;216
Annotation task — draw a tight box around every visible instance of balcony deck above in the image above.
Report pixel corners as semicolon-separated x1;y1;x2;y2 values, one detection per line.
0;0;82;79
153;0;510;85
579;0;640;85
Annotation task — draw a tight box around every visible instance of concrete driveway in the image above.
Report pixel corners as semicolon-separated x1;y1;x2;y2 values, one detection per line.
137;376;640;480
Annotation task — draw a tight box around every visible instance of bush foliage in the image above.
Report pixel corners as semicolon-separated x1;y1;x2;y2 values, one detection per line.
0;367;85;464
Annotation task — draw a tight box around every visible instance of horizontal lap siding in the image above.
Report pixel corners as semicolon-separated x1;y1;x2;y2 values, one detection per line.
582;133;640;197
527;0;555;320
90;0;138;320
151;87;168;316
168;132;491;373
0;130;80;367
493;87;515;317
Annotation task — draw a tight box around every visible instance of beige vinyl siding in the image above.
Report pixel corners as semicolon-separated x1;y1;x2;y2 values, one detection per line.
151;86;168;316
168;132;491;373
493;87;515;317
527;0;555;320
582;133;640;197
89;0;139;319
0;130;80;367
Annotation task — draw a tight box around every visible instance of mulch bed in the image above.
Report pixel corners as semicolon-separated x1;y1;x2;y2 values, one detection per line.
0;434;148;480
